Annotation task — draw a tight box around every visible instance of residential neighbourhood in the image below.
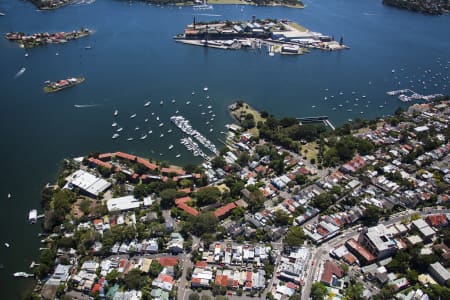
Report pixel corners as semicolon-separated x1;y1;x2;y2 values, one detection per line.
29;99;450;300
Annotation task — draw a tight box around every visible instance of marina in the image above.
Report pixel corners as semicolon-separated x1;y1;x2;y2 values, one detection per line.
4;28;91;48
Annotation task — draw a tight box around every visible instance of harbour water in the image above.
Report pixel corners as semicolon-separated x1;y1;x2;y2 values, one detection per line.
0;0;449;298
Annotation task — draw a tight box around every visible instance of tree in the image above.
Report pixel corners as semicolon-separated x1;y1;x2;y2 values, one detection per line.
311;282;327;300
273;210;292;226
79;198;91;215
195;186;221;206
124;269;145;290
310;193;334;211
190;212;219;236
189;293;200;300
344;283;364;300
105;269;119;283
361;205;382;226
284;226;306;248
160;188;177;209
149;261;163;278
133;184;148;199
237;152;250;166
211;156;226;169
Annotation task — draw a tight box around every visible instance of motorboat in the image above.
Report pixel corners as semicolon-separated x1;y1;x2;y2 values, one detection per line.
112;122;117;127
176;154;181;158
186;101;191;105
168;145;174;150
114;110;118;116
112;133;120;139
117;127;123;132
13;272;33;278
130;113;137;118
203;86;208;91
5;243;10;248
140;134;147;140
171;99;176;103
144;101;151;107
127;137;134;141
160;100;164;105
158;123;164;127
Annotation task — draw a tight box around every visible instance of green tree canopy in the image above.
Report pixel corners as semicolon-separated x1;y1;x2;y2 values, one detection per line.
284;226;306;248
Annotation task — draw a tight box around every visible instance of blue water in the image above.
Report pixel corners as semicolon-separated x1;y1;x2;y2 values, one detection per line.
0;0;449;298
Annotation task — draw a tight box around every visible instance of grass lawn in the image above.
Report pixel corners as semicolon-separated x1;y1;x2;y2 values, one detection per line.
301;141;319;162
288;21;308;32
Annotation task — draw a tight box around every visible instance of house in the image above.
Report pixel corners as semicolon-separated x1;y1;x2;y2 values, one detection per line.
412;219;436;240
428;262;450;285
320;260;344;287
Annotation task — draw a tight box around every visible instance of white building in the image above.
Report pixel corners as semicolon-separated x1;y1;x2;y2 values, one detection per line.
66;170;111;197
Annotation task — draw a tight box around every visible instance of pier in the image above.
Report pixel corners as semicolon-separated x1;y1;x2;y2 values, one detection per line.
297;116;336;131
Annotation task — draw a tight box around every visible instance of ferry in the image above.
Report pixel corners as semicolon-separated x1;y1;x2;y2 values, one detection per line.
28;209;37;224
112;133;120;139
43;77;84;93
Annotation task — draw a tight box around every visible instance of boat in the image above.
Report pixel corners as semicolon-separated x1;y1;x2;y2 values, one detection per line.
14;67;26;78
0;12;5;16
84;46;92;50
7;193;11;199
24;53;29;57
116;127;123;132
160;100;164;105
175;110;179;113
140;134;147;140
156;116;160;121
43;77;84;93
160;133;164;138
112;133;120;139
176;154;181;158
167;129;173;133
191;91;195;95
347;109;352;112
203;86;208;91
127;137;134;141
158;123;164;127
135;126;140;131
144;118;148;122
311;105;316;108
28;209;37;224
209;128;213;132
13;272;33;278
144;101;151;107
148;130;153;134
112;122;117;127
5;243;10;248
168;145;174;150
130;114;137;118
186;101;191;105
114;110;118;116
171;99;176;103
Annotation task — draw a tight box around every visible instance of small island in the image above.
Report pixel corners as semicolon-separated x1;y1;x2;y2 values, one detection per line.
4;28;91;49
120;0;304;9
44;77;85;93
29;0;75;10
383;0;450;15
174;18;348;55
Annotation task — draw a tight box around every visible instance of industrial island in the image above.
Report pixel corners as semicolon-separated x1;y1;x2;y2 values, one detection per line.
174;18;348;56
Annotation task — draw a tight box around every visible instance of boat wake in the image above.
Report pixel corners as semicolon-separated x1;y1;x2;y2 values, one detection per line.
72;0;96;5
196;13;222;17
74;104;102;108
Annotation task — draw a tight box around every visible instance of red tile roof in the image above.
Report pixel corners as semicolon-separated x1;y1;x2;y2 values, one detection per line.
88;157;113;169
214;202;237;218
161;167;186;176
320;260;344;285
91;283;101;293
177;203;199;216
98;153;113;160
175;196;192;205
157;274;174;284
158;257;179;267
115;151;136;161
346;238;376;263
137;157;158;171
426;214;448;227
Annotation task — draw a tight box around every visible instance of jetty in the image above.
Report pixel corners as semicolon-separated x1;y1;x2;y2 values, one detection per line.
297;116;335;131
387;89;444;102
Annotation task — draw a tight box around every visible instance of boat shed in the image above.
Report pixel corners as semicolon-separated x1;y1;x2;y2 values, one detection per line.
65;170;111;197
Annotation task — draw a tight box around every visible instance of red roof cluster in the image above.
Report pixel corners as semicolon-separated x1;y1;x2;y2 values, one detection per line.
175;196;192;205
177;203;199;216
88;157;113;169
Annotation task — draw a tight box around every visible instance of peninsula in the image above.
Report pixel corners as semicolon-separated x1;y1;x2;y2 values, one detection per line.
25;94;450;300
4;28;91;49
174;18;348;55
383;0;450;15
119;0;304;9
